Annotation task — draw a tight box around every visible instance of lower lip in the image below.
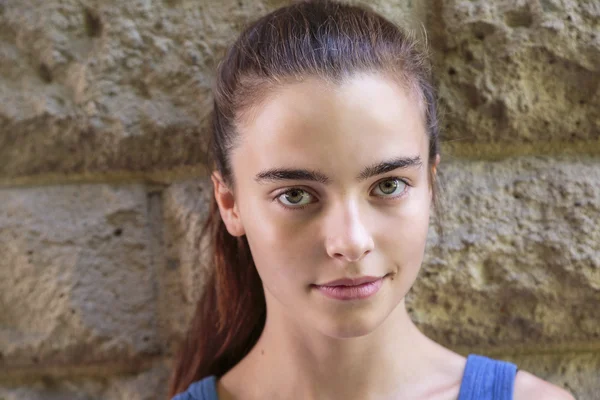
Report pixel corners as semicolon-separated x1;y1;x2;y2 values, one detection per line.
313;277;385;301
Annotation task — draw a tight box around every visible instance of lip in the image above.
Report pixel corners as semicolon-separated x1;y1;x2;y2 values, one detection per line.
315;276;384;287
312;275;387;301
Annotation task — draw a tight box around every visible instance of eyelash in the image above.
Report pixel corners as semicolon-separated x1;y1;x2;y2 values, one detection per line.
273;176;411;212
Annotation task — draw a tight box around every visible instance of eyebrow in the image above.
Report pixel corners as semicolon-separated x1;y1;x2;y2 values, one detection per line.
254;156;423;185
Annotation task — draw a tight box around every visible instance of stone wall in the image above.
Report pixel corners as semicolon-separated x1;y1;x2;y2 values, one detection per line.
1;0;598;399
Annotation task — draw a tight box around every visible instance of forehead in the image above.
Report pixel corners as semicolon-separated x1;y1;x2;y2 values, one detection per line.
231;73;428;182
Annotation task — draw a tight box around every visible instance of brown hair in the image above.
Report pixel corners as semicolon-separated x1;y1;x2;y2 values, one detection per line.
168;0;441;397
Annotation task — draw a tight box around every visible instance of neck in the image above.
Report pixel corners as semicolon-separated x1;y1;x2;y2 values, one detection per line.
223;297;457;400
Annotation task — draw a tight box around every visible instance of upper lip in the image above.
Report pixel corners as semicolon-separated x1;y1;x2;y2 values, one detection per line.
316;275;384;287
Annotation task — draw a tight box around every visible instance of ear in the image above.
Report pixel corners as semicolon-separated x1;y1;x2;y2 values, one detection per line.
429;154;441;201
211;171;246;237
432;153;440;176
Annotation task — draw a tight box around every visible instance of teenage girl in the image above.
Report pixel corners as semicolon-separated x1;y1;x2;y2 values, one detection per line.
168;1;575;399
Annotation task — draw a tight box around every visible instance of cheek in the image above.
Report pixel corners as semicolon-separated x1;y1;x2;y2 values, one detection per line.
240;198;316;287
241;190;318;251
403;198;431;243
377;190;431;260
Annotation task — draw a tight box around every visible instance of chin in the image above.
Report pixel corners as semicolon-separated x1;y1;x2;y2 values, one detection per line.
315;309;390;339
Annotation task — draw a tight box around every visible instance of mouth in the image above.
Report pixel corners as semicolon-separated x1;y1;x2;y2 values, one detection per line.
311;274;389;301
313;274;388;287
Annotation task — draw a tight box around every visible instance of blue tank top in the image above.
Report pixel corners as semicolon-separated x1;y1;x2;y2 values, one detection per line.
171;354;518;400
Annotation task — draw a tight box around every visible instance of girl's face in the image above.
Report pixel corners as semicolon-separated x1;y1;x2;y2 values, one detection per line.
219;72;435;339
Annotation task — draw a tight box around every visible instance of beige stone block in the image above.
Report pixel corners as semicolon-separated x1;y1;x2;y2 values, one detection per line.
407;156;600;349
0;184;159;367
428;0;600;144
0;0;222;178
0;360;170;400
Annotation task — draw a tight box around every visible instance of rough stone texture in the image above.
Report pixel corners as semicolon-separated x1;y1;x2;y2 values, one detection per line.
5;0;597;179
428;0;600;143
407;156;600;349
504;351;600;400
0;0;223;178
0;184;160;368
159;177;213;355
0;361;170;400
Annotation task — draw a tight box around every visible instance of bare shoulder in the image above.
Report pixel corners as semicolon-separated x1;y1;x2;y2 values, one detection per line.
514;370;576;400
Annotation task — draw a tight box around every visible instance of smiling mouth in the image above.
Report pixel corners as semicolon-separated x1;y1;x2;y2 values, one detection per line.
311;274;390;300
314;274;386;287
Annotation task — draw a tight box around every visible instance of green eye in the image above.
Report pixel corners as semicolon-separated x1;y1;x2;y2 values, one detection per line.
279;189;313;207
374;178;406;197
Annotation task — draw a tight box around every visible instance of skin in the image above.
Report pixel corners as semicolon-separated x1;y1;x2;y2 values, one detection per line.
211;72;575;400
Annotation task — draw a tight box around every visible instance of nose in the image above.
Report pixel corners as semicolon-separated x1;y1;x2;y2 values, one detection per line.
324;201;374;262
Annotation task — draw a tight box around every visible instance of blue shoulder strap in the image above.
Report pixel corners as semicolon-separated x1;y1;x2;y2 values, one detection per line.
457;354;518;400
171;375;218;400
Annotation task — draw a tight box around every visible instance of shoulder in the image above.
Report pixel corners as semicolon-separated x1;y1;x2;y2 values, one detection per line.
513;370;575;400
